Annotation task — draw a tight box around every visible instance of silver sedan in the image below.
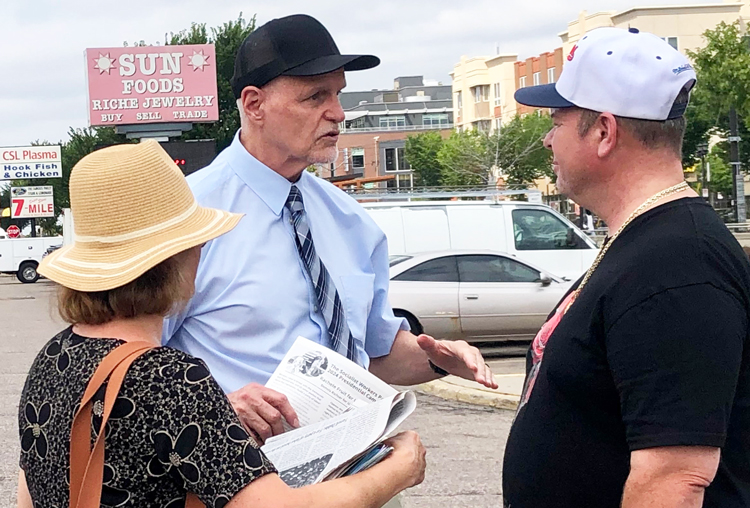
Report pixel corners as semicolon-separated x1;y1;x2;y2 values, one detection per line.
388;250;573;343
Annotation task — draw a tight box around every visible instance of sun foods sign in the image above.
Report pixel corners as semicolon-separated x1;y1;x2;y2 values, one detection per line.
1;146;62;180
85;45;219;126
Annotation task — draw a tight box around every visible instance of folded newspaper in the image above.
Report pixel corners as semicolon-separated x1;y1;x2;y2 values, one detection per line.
260;336;417;488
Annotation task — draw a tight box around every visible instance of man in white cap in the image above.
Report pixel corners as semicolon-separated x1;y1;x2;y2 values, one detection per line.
163;14;496;444
503;27;750;507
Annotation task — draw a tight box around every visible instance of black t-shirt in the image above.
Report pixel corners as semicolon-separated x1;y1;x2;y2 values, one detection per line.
503;198;750;508
19;328;276;508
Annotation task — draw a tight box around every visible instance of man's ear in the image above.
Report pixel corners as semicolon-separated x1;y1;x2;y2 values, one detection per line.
240;86;264;123
596;113;618;158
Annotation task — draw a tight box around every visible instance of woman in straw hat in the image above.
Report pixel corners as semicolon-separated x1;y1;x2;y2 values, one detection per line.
17;141;425;508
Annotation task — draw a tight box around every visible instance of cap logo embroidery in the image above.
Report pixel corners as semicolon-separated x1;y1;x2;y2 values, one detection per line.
672;63;693;75
567;45;578;62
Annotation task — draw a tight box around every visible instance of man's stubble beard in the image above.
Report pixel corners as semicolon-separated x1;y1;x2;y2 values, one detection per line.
306;144;339;166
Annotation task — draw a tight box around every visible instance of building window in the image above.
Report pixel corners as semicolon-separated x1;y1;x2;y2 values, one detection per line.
423;113;450;128
493;83;501;106
519;76;526;88
386;172;415;190
397;147;410;170
473;120;491;133
351;147;365;169
384;147;410;172
347;117;366;130
547;68;555;83
495;118;503;131
379;116;406;129
456;91;462;109
472;85;489;103
533;72;541;86
666;37;678;50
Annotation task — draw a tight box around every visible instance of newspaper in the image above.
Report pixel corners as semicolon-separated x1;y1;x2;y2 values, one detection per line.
261;336;416;487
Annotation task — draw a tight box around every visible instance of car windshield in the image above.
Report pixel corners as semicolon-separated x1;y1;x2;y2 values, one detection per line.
389;255;413;267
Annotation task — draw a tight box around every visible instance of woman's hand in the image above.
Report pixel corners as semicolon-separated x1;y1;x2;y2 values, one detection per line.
382;431;427;489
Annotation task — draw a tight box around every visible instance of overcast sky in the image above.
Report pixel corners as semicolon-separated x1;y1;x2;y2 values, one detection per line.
0;0;709;147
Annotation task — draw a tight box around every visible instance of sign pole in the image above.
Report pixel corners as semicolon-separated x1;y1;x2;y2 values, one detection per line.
730;107;745;222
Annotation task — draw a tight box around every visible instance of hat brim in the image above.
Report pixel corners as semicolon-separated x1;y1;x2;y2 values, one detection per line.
38;206;243;293
514;84;576;109
283;54;380;77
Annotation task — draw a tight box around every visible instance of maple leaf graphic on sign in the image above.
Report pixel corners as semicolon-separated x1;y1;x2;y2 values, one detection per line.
188;50;210;71
94;53;116;74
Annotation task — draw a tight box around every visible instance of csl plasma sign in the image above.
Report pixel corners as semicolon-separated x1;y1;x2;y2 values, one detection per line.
1;146;62;180
85;45;219;126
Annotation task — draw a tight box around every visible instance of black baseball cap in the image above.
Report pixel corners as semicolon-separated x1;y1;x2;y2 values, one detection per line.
231;14;380;98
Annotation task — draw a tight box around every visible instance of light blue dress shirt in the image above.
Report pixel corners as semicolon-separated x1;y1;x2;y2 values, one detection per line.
163;132;407;393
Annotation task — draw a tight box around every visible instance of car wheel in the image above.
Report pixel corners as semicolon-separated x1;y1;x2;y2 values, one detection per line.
17;262;39;284
393;310;423;335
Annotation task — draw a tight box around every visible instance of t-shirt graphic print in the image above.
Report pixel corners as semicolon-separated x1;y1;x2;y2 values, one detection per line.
518;290;577;411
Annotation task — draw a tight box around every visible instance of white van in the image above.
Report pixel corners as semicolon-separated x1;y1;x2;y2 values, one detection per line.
0;236;63;283
362;201;598;280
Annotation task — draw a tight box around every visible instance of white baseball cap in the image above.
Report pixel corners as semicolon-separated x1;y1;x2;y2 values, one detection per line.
515;27;696;121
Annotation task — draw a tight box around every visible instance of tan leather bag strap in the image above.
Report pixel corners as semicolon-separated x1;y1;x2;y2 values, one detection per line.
69;341;205;508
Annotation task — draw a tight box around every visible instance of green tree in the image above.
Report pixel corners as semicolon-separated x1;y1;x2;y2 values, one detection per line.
437;130;491;186
434;114;553;188
404;131;444;186
685;21;750;168
168;14;256;151
706;144;734;196
490;113;553;185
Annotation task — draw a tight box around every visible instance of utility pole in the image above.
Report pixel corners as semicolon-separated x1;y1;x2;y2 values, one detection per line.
729;107;746;222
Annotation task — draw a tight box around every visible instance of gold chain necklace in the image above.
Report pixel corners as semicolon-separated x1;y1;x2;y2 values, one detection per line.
566;181;690;311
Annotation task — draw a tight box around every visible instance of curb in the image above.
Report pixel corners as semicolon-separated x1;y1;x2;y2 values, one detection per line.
415;379;520;410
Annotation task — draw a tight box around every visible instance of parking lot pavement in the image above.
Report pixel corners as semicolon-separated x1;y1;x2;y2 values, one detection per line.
0;277;518;507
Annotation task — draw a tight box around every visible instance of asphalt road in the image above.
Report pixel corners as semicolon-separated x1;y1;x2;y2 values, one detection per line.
0;275;523;507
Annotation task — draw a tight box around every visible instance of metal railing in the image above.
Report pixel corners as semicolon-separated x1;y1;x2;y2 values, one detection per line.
341;123;453;134
344;184;539;201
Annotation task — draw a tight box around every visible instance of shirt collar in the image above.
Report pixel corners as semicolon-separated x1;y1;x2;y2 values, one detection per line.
226;131;292;216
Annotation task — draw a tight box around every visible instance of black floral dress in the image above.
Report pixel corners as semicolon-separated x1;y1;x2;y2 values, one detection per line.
19;327;276;508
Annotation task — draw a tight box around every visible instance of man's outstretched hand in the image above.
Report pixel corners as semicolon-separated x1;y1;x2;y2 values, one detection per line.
416;334;498;389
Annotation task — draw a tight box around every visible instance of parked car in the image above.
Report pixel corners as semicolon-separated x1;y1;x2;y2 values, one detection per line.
364;200;598;280
42;243;62;258
388;250;573;343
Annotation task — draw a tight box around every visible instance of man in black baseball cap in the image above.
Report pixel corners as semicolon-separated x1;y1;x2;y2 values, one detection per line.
164;15;496;481
230;14;379;97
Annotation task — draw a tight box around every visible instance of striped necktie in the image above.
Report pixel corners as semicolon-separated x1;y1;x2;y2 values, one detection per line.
285;185;359;363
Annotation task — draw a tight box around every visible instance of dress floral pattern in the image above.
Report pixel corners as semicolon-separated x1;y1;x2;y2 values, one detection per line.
19;328;276;508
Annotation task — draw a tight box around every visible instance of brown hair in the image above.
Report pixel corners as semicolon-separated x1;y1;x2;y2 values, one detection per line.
576;88;689;157
57;255;188;325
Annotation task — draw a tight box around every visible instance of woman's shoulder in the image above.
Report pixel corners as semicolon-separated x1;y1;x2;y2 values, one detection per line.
25;327;119;383
131;346;213;385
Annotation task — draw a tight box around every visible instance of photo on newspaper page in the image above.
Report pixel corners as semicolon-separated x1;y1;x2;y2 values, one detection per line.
265;336;398;427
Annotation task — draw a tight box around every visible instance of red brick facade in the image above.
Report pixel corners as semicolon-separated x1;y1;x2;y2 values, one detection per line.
515;48;564;116
320;128;453;180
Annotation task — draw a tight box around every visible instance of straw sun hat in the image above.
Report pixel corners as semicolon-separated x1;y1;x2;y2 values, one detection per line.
39;140;242;292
